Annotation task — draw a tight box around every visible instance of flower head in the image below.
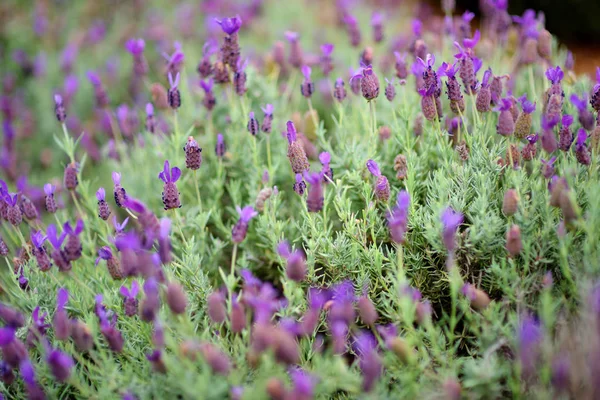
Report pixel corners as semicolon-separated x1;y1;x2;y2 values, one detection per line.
168;72;180;90
158;160;182;183
518;95;536;114
545;66;564;84
441;207;463;253
570;93;587;111
215;15;242;35
96;187;106;201
124;38;145;55
321;43;334;56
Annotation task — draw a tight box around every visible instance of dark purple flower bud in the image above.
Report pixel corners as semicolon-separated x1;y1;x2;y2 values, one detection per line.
366;160;390;202
551;355;570;393
334;78;347;102
101;322;124;353
289;368;316;399
166;281;187;315
258;104;274;134
304;172;324;212
575;129;591;166
514;95;536;139
387;191;410;244
141;278;160;322
418;86;438;121
558;114;574;152
63;219;84;261
26;307;49;348
320;43;334;76
167;73;181;109
197;41;216;78
43;183;57;214
162;44;185;77
286;121;309;174
18;193;38;221
461;283;491;310
54;94;66;122
119;281;140;317
46;347;73;382
96;187;111;220
215;133;226;158
158;160;182;210
319;151;333;184
199;78;216;111
232;206;257;243
570;94;595;131
278;241;307;282
53;288;70;340
490;73;505;106
357;291;378;326
70;319;93;352
233;59;248;96
207;290;227;323
63;162;78;191
285;31;303;68
293;173;306;195
146;349;166;374
215;16;242;69
300;65;314;98
0;304;24;328
144;103;156;134
496;98;515;136
247;111;260;136
0;327;27;368
20;359;46;399
441;207;463;254
393;52;408;80
454;31;480;95
3;193;21;226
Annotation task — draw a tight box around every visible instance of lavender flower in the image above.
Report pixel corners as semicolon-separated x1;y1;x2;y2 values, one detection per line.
514;95;536;139
591;67;600;112
158;218;172;264
53;288;70;340
167;73;181;109
233;59;247;96
46;347;73;382
506;224;523;257
0;304;24;328
574;129;591;166
44;183;57;213
387;191;410;244
441;207;463;254
278;240;307;282
418;86;438;121
304;172;324;212
96;187;110;220
351;64;379;101
96;246;123;280
384;78;396;102
0;236;8;257
54;94;66;122
541;115;559;154
166;282;188;315
261;104;273;133
207;290;227;323
215;16;242;69
215;133;226;158
197;41;216;78
454;30;481;95
518;314;542;379
20;359;46;399
343;14;361;47
63;162;78;191
570;94;595;131
355;331;382;392
184;136;202;170
47;223;70;272
86;71;109;108
442;62;465;114
31;231;51;272
230;296;246;333
366;160;389;202
141;277;160;322
300;65;314;98
27;307;49;347
63;219;84;261
162;43;185;77
334;78;347;102
558;115;574;152
286;121;309;174
2;193;20;226
320;44;334;76
158;160;182;210
200;79;216;111
285;31;303;68
394;52;408;80
496;98;515;136
112;172;128;208
232;206;257;243
371;12;384;43
293;173;306;195
247;111;259;136
125;38;147;76
119;281;139;317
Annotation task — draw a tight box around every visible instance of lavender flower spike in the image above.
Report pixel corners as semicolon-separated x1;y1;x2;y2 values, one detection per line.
232;206;258;243
167;72;181;109
97;187;111;220
387;191;410;244
570;93;595;131
300;65;314;98
44;183;57;213
215;15;242;35
158;160;182;210
261;104;274;133
441;207;463;254
366;160;390;202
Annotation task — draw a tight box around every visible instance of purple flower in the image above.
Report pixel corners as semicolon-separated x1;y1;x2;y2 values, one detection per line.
570;93;587;112
215;133;226;158
541;157;557;179
124;38;145;55
215;15;242;35
354;331;382;392
321;43;334;56
289;368;316;399
113;216;129;234
53;288;70;340
167;73;181;109
30;230;47;250
278;240;307;282
441;207;463;253
232;206;258;243
545;66;564;85
46;347;73;382
158;160;181;183
387;191;410;244
518;95;536;114
304;171;324;212
366;160;390;202
518;314;542;378
46;223;67;249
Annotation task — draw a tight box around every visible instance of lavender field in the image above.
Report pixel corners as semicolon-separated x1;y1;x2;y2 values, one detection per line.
1;0;600;398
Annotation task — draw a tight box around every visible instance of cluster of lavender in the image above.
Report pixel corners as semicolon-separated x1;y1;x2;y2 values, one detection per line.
1;0;600;398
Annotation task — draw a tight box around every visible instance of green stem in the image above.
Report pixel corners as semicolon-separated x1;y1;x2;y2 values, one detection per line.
528;65;536;100
396;244;405;282
228;243;238;310
307;98;319;133
193;170;202;210
266;135;273;182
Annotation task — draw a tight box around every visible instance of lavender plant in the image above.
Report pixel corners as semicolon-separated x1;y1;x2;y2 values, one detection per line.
1;1;600;399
